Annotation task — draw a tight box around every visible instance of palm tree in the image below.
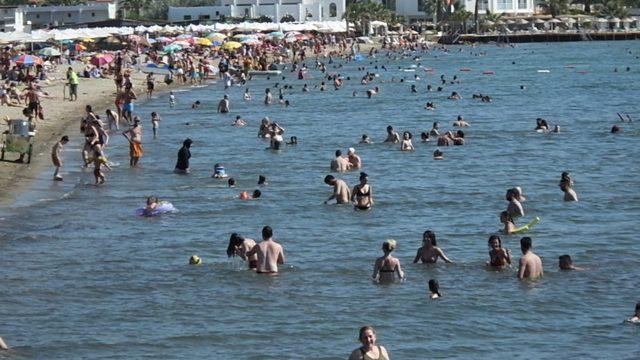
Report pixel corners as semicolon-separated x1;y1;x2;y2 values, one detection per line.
343;1;398;35
540;0;570;17
474;0;481;33
599;0;629;17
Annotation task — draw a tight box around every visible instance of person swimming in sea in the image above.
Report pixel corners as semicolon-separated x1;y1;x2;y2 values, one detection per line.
535;118;549;132
360;134;373;144
558;255;584;270
372;239;405;283
413;230;453;264
400;131;414;151
433;149;444;160
351;172;373;211
212;163;228;179
189;255;202;265
226;233;258;270
428;279;441;299
625;302;640;323
487;235;511;268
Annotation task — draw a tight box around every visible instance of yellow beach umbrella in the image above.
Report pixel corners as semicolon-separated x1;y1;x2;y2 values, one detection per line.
221;41;242;50
196;37;212;46
82;37;95;43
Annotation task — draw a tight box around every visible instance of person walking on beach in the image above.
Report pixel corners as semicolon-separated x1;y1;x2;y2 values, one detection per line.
349;326;390;360
122;117;143;167
517;237;543;279
174;138;192;174
51;135;69;181
66;67;78;101
245;226;285;274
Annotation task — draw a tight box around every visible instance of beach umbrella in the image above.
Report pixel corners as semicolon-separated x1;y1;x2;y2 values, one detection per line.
562;17;576;23
163;44;183;53
483;20;495;26
207;32;226;41
172;40;191;47
534;19;546;24
59;39;74;45
75;43;87;52
221;41;242;50
90;53;114;66
241;38;262;45
155;36;173;43
212;41;223;46
13;54;43;66
38;47;61;56
548;18;563;23
516;19;530;25
176;34;193;39
82;37;95;42
505;20;515;25
268;31;285;39
196;38;212;46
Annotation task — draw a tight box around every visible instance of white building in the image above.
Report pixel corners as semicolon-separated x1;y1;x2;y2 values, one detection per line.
463;0;535;15
20;3;117;28
168;0;345;23
0;6;24;32
373;0;534;22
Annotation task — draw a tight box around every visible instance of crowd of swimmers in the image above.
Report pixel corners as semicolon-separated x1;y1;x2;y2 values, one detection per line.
35;37;638;357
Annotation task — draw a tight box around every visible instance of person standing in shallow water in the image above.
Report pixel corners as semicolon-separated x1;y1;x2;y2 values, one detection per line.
245;226;285;274
413;230;453;264
517;237;543;279
174;138;192;174
372;239;405;283
323;175;350;204
122;117;143;167
351;172;373;210
349;326;390;360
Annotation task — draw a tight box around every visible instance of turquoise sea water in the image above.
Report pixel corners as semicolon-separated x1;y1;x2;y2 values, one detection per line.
1;41;639;359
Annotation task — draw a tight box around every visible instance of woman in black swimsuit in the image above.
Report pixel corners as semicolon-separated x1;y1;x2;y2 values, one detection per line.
372;239;405;283
351;172;373;211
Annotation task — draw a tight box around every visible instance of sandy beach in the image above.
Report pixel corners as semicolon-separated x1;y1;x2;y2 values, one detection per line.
0;63;184;206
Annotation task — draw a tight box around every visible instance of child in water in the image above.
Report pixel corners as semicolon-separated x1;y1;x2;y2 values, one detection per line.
92;143;111;185
212;163;228;179
626;303;640;323
428;279;441;299
487;235;511;268
169;91;175;108
558;255;583;270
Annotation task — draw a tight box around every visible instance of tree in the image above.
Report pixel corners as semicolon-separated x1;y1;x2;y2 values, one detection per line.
540;0;570;17
120;0;152;19
343;0;398;35
451;5;472;33
598;0;629;17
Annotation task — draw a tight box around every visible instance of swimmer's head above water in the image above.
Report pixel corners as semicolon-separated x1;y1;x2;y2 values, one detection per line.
382;239;397;253
189;255;202;265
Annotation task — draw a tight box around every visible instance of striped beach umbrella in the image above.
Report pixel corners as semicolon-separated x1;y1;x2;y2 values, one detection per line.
13;54;43;66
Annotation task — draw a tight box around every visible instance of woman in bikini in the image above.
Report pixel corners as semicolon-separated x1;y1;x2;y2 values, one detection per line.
500;211;517;235
372;239;405;283
487;235;511;268
348;326;390;360
226;233;258;270
351;172;373;211
413;230;453;264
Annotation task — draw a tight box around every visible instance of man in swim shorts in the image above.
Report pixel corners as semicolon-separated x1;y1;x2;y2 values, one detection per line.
122;118;143;167
122;84;137;123
246;226;285;274
217;94;230;113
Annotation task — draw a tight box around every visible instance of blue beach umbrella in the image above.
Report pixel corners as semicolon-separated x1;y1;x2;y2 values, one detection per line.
163;44;182;53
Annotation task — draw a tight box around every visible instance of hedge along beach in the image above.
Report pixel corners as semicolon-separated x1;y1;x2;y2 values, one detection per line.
1;26;640;359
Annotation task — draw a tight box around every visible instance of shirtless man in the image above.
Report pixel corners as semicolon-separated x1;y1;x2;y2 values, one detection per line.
122;84;137;123
122;118;143;167
323;175;350;204
330;150;352;172
384;125;400;143
453;115;470;127
246;226;285;274
517;237;543;279
347;147;362;169
217;94;230;113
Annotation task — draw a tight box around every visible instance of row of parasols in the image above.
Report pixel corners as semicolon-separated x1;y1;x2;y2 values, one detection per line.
13;53;114;67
